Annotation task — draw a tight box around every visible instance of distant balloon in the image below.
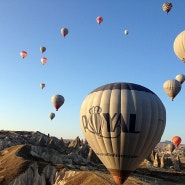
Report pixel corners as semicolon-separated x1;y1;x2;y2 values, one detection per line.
40;46;46;53
172;136;182;148
162;2;172;14
80;82;166;184
20;51;27;59
167;143;175;153
163;79;181;101
49;112;55;120
175;74;185;84
61;28;69;37
51;94;65;111
96;16;103;24
173;30;185;62
41;57;47;65
40;83;45;89
124;29;129;35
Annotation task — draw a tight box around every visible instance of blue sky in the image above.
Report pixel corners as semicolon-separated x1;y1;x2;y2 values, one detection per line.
0;0;184;143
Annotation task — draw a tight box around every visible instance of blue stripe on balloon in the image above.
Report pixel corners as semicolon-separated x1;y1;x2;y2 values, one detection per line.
90;82;155;94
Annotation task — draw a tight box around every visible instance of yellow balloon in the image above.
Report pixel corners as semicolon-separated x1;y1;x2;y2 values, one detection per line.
162;2;172;14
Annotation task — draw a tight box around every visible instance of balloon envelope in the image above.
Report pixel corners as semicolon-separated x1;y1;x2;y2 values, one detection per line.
80;82;166;184
163;79;181;100
51;94;65;111
49;112;55;120
61;28;68;37
40;83;45;89
124;30;129;35
40;46;46;53
162;2;172;13
172;136;181;148
41;57;47;65
20;51;27;59
173;30;185;62
175;74;185;84
96;16;103;24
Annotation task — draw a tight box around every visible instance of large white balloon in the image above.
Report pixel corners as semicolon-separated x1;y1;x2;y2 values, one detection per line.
80;82;166;184
163;79;181;101
173;30;185;62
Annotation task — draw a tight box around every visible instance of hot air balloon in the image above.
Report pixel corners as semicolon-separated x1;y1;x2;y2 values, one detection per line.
173;30;185;62
166;142;175;153
20;51;27;59
124;30;129;35
51;94;65;111
175;74;185;84
41;57;47;65
40;83;45;89
163;79;181;101
96;16;103;24
49;112;55;120
162;2;172;14
80;82;166;184
40;46;46;53
172;136;182;148
61;28;68;37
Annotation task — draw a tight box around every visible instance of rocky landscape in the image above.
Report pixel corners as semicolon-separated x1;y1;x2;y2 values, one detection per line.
0;130;185;185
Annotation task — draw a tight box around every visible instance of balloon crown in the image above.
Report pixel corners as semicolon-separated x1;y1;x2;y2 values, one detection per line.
89;106;102;114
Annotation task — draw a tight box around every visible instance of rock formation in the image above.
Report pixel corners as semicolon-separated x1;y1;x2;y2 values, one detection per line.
153;153;160;167
173;155;182;171
0;130;105;185
0;130;184;185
